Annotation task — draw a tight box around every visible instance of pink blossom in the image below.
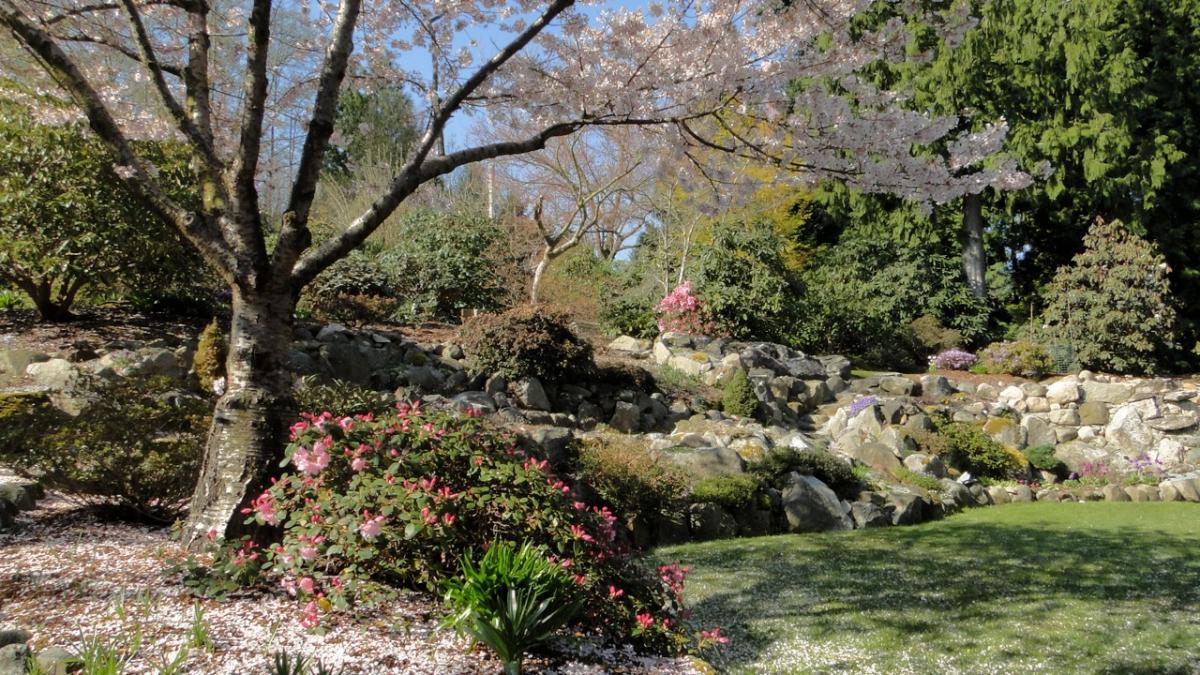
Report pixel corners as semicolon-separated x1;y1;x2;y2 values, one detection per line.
292;443;330;475
298;576;315;594
299;601;320;629
350;456;368;472
299;545;318;561
359;511;385;540
636;613;654;630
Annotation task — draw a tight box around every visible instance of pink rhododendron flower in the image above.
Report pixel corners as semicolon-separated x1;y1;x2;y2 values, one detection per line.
350;456;368;472
359;511;385;540
299;545;318;561
636;613;654;629
298;576;315;594
299;601;320;629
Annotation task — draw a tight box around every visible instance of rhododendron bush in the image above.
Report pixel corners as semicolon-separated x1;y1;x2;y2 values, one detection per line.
655;281;716;335
235;402;694;648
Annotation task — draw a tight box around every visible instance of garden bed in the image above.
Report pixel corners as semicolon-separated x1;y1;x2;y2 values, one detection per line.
0;496;698;674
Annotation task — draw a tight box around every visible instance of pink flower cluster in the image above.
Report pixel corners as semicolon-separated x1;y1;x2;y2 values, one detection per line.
655;281;716;335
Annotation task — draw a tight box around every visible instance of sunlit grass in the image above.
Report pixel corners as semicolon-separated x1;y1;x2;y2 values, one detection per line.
653;503;1200;674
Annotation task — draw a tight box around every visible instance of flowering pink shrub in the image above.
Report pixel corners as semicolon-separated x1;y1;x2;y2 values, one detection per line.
655;281;716;335
224;402;715;651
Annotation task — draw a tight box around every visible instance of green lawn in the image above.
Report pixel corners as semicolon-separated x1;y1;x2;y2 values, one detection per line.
651;503;1200;674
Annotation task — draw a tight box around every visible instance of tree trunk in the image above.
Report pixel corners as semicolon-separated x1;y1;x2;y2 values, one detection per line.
961;193;986;298
530;248;553;305
15;278;75;322
184;285;296;545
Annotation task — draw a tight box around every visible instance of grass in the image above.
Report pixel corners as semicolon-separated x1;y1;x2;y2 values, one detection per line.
652;503;1200;674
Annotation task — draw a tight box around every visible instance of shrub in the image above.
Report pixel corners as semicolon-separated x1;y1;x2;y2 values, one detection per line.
689;475;762;510
910;314;963;354
720;369;758;419
914;421;1024;480
1040;218;1177;374
443;541;581;675
752;446;859;498
599;296;658;340
977;340;1054;378
930;348;977;371
293;376;391;418
576;435;688;532
193;319;227;393
654;281;714;336
893;467;943;492
1023;445;1063;473
792;237;992;370
0;377;208;522
460;306;594;383
242;405;685;648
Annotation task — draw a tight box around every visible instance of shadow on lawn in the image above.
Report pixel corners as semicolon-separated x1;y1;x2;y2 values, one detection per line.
675;510;1200;673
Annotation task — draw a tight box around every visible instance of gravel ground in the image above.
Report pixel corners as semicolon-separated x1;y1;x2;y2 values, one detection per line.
0;496;699;674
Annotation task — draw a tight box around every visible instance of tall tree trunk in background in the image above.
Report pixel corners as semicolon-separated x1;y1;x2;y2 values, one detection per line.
184;286;297;542
530;247;558;304
961;192;986;298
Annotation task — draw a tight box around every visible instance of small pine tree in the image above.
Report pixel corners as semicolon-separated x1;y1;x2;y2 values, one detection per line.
193;319;227;393
1041;218;1176;374
721;368;759;419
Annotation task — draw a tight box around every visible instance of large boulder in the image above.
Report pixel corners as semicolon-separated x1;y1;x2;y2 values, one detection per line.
607;336;652;358
1046;379;1082;405
512;377;552;411
1082;380;1134;405
24;358;79;390
688;502;739;541
1105;405;1155;454
850;501;892;528
659;446;746;479
781;474;852;532
844;442;902;475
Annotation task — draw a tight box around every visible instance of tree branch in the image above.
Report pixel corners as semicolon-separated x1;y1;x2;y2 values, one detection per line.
291;121;582;286
270;0;361;284
229;0;272;238
406;0;575;173
0;0;237;283
116;0;221;171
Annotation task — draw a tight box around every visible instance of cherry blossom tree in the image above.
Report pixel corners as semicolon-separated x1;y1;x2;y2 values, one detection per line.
0;0;1029;543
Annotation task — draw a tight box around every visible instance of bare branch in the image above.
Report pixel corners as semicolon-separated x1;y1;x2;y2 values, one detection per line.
230;0;272;221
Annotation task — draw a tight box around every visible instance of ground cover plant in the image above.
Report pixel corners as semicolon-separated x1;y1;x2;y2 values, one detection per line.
652;502;1200;674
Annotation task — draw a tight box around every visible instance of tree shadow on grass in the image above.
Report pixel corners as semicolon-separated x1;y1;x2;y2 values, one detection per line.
669;505;1200;673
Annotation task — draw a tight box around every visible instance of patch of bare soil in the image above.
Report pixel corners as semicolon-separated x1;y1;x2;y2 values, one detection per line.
0;496;697;674
0;307;208;357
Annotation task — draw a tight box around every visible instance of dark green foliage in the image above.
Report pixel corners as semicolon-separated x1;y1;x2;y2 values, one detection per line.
377;208;507;322
811;0;1200;355
304;208;506;324
293;376;390;417
793;237;991;370
915;421;1024;480
443;541;581;675
460;306;594;383
752;446;859;498
323;87;417;177
0;392;57;456
1023;445;1063;473
0;377;209;522
0;103;210;320
1040;219;1176;374
720;369;758;419
192;319;226;393
689;475;762;510
692;221;802;343
599;296;658;339
576;435;688;531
